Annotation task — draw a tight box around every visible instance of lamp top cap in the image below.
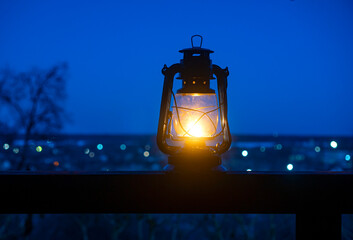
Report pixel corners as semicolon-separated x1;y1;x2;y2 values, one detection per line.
179;35;214;54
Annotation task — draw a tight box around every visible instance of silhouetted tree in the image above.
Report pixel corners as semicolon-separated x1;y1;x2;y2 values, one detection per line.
0;67;23;135
0;63;69;170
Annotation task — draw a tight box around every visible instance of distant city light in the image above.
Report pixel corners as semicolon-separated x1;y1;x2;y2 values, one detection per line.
246;169;252;172
346;155;351;161
2;160;11;169
13;148;19;154
275;144;282;150
84;148;90;154
143;151;150;157
330;141;338;149
287;163;293;171
260;146;266;152
295;154;305;161
77;140;85;147
53;161;59;167
120;144;126;151
89;152;95;158
242;150;248;157
36;146;43;152
97;144;103;150
3;143;10;150
100;155;108;162
314;146;321;153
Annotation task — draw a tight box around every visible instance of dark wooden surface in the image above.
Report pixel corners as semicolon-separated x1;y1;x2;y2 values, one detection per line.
1;171;352;239
0;171;352;214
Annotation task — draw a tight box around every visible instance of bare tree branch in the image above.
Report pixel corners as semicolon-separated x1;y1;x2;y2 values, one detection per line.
0;63;69;170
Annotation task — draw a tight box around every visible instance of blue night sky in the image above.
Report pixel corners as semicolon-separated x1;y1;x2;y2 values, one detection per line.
1;0;353;136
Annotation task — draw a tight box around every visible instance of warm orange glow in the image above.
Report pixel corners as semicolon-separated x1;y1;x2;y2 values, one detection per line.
186;122;205;137
53;161;59;167
171;93;219;138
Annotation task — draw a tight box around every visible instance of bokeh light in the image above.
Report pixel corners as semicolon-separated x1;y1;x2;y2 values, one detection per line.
120;144;126;151
287;163;293;171
275;144;283;150
3;143;10;150
242;150;248;157
330;141;338;149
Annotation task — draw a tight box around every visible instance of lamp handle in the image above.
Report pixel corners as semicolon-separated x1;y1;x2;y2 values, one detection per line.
157;64;182;155
212;64;231;154
191;35;203;48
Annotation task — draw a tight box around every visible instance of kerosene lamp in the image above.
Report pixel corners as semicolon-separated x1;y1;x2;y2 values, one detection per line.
157;35;231;171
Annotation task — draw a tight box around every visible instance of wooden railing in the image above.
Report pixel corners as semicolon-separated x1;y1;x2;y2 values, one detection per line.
1;171;352;239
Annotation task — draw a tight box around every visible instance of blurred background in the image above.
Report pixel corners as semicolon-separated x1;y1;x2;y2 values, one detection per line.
1;0;353;239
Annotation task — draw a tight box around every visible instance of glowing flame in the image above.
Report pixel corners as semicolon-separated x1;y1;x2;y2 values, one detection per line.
171;93;219;138
186;121;206;137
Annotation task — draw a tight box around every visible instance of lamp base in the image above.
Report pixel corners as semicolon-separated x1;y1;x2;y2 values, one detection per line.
164;152;227;172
